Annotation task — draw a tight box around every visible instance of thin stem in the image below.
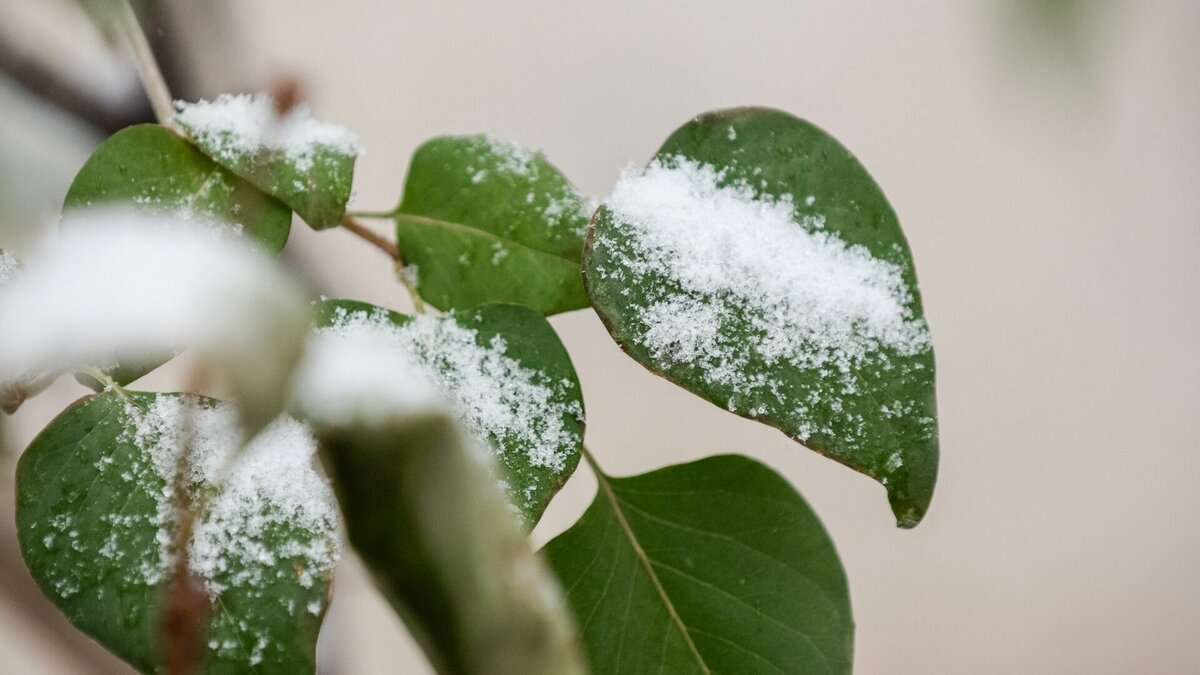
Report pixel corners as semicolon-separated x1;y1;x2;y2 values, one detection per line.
341;215;401;261
75;366;133;404
162;376;209;675
395;262;428;314
346;208;398;220
115;0;177;129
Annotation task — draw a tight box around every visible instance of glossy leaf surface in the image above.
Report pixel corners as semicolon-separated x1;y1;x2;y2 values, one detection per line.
394;135;593;314
544;454;853;674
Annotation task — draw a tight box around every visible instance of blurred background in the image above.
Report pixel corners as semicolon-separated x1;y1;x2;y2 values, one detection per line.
1;1;1197;673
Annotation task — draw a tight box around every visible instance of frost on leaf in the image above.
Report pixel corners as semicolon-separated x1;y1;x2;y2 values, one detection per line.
393;134;595;314
308;302;584;524
586;108;939;527
175;93;360;229
16;391;338;672
62;124;292;253
595;156;931;446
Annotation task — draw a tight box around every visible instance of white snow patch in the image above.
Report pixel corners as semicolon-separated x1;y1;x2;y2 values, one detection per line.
596;156;930;426
481;134;535;177
291;328;447;427
0;208;306;388
308;307;581;474
122;395;339;597
174;94;361;172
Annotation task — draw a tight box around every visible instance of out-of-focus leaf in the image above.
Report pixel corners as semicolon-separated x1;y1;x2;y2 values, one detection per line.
314;407;586;675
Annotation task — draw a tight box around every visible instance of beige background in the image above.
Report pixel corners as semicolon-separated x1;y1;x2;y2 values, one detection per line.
2;1;1198;673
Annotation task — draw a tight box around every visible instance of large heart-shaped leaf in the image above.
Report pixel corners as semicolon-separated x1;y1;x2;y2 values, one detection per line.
393;135;594;315
16;391;339;673
544;454;853;674
315;299;584;525
175;94;359;230
314;407;585;675
63;124;292;253
584;107;939;527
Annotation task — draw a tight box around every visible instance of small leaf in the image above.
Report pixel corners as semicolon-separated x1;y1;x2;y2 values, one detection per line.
175;94;360;230
394;135;593;315
315;299;584;525
16;391;339;673
544;454;853;674
584;108;939;527
63;124;292;252
315;407;586;675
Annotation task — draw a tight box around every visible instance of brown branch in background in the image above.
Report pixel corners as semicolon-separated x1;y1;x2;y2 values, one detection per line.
341;215;402;262
161;376;210;675
115;0;176;128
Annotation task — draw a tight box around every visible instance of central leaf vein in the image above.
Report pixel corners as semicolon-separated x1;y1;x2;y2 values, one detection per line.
582;448;711;674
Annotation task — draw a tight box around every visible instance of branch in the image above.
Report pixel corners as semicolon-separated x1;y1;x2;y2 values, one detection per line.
341;215;402;262
115;0;177;128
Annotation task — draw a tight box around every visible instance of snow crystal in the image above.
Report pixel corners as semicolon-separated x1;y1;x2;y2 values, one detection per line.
291;328;447;426
0;250;18;284
309;307;582;474
122;395;339;597
174;94;361;172
595;156;931;438
0;208;306;387
481;134;535;177
462;135;594;236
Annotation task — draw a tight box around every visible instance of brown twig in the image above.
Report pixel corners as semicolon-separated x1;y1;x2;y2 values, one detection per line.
161;376;210;675
115;0;178;129
341;214;402;262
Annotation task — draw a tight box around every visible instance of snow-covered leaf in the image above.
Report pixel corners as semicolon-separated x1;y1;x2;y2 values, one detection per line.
393;135;593;315
544;455;853;674
63;124;292;253
175;94;360;230
310;299;584;525
16;391;339;673
314;401;585;675
0;210;310;434
584;108;939;527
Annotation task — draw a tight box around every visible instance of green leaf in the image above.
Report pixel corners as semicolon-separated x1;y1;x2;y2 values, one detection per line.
544;454;853;674
584;107;939;527
315;407;586;675
393;135;593;315
315;299;584;525
16;391;337;673
175;95;358;230
63;124;292;253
